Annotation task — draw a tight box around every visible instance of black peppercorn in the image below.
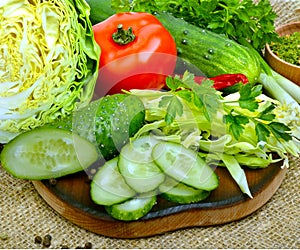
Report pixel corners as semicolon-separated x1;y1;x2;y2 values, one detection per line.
42;234;52;247
84;242;92;249
34;235;42;244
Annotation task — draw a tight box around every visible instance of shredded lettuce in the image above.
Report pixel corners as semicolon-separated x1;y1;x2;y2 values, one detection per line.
0;0;101;143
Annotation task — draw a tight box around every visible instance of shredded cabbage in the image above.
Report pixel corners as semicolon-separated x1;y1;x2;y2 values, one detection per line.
0;0;101;143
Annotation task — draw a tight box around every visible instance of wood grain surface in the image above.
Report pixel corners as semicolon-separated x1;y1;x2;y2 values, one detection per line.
32;160;287;238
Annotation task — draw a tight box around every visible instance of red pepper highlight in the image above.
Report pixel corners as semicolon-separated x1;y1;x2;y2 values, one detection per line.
190;73;249;90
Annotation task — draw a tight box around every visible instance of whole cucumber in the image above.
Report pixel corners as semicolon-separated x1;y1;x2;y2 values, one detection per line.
51;94;145;161
154;12;261;84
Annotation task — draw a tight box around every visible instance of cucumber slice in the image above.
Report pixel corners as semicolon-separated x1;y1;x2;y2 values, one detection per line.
90;157;136;206
0;128;99;180
159;177;210;204
118;135;165;193
152;142;219;191
105;193;157;221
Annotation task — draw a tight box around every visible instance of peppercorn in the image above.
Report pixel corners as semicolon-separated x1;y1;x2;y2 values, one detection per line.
34;235;42;244
84;242;92;249
42;234;52;247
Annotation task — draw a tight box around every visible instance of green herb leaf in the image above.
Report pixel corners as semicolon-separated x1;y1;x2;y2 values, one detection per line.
268;122;292;141
159;95;183;125
112;0;278;51
179;72;221;122
258;104;276;121
165;76;181;90
255;122;270;144
224;112;249;140
176;89;192;102
239;84;262;111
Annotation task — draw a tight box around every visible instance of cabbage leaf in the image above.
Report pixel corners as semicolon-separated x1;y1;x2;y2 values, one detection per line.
0;0;101;143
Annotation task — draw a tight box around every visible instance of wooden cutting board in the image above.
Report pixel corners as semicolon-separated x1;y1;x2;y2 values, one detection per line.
32;160;287;238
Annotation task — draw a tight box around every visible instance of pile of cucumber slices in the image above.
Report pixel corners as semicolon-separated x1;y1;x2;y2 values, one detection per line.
91;135;219;221
1;128;219;221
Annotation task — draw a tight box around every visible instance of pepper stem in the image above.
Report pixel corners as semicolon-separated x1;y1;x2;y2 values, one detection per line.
112;24;136;45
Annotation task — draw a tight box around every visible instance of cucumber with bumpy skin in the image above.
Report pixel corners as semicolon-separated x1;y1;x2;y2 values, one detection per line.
154;12;261;84
51;94;145;161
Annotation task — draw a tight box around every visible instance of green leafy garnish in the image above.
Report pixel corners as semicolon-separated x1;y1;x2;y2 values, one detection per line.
112;0;278;51
159;95;183;125
255;123;271;144
258;104;276;121
269;31;300;66
164;72;221;122
223;83;291;143
224;111;249;140
239;84;262;111
268;122;292;141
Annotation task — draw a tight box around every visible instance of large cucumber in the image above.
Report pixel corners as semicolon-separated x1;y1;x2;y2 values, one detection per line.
154;12;261;84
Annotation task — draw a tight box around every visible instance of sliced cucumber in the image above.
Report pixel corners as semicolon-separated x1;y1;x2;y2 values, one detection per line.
105;193;157;221
159;177;210;204
118;135;165;193
152;141;219;191
0;128;99;180
90;157;136;206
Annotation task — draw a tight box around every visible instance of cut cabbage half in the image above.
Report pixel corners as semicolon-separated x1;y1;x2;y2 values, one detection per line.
0;0;101;143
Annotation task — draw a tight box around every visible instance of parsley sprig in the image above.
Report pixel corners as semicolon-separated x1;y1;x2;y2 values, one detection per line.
159;72;292;144
160;72;221;124
112;0;279;51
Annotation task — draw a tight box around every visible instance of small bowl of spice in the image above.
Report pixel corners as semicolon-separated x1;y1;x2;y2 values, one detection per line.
265;21;300;86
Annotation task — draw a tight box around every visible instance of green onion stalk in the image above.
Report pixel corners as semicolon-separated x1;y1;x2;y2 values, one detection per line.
254;49;300;140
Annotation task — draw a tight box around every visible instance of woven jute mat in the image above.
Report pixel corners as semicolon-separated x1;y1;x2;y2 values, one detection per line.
1;0;300;249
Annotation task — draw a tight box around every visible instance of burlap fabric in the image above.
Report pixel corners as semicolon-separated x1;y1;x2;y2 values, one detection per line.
1;1;300;248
